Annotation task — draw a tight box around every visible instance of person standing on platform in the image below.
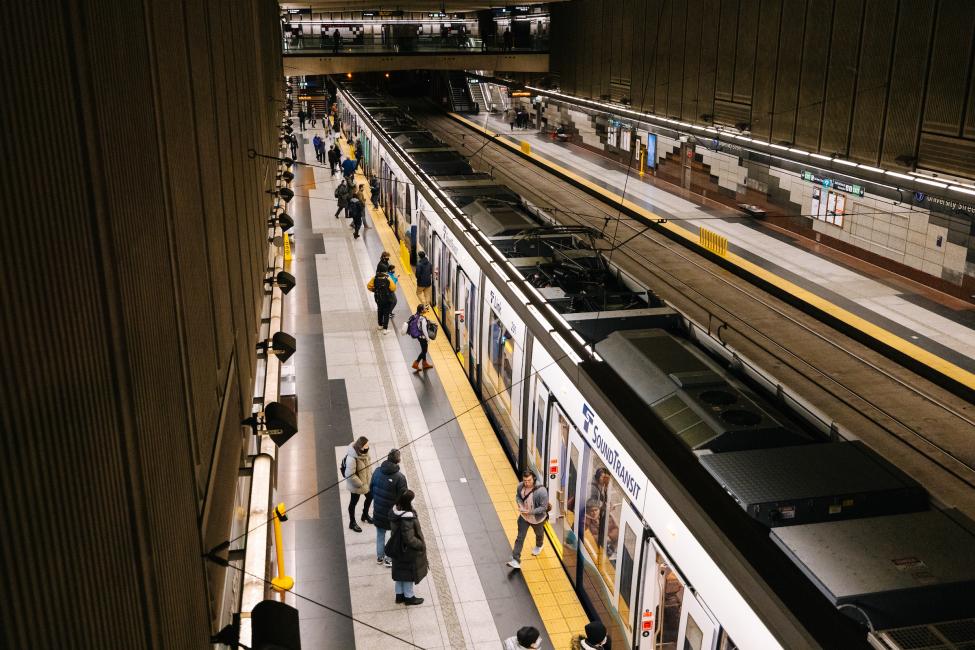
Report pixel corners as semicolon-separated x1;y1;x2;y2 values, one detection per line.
327;143;340;175
297;109;306;131
377;251;391;274
341;155;357;181
367;269;397;333
288;132;298;161
504;626;542;650
370;449;408;568
334;179;350;218
506;469;549;569
387;490;427;606
415;251;433;306
505;107;516;131
571;621;611;650
342;436;373;532
355;139;364;162
406;304;434;371
348;193;364;239
369;175;380;209
355;184;370;229
332;28;341;53
503;27;513;51
310;107;317;128
312;133;323;163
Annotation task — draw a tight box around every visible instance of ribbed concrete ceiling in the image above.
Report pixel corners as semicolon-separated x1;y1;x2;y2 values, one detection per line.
280;1;557;11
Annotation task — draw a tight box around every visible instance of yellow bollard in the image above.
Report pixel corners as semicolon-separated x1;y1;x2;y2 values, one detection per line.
399;239;410;272
270;503;295;593
520;140;531;155
699;227;728;257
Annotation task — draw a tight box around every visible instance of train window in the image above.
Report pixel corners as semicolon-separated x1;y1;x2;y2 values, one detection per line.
684;614;704;650
583;459;622;586
717;630;738;650
485;311;513;412
657;558;685;648
532;393;545;471
618;525;636;632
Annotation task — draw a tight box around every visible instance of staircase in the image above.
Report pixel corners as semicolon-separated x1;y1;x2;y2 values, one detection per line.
446;72;478;114
468;81;487;114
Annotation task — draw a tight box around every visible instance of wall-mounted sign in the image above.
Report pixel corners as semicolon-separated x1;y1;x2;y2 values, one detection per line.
362;10;404;18
915;193;975;217
801;170;865;197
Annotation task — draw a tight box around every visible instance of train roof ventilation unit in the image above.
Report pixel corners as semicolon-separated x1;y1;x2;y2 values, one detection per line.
596;329;812;452
463;198;537;236
772;509;975;630
869;618;975;650
700;441;927;527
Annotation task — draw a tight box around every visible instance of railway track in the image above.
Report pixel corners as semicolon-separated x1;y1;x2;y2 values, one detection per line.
411;106;975;517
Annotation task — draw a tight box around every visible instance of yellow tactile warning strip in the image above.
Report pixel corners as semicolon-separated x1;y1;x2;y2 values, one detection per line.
342;139;589;648
447;112;975;393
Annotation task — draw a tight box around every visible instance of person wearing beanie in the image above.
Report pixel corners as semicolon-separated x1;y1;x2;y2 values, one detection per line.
342;436;373;532
503;625;541;649
571;620;610;649
369;448;408;567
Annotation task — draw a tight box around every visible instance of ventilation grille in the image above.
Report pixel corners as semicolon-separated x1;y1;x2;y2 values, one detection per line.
872;619;975;650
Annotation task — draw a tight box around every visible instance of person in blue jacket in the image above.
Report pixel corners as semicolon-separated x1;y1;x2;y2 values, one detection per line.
370;449;408;567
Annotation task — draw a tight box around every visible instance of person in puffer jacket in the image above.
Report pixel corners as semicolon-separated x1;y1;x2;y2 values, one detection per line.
503;626;541;649
369;448;408;567
343;436;372;533
387;490;427;605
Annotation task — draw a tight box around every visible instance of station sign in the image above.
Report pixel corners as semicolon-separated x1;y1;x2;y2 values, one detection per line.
801;170;865;197
361;10;404;18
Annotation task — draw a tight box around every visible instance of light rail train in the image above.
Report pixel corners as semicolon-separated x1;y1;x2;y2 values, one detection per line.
335;84;975;650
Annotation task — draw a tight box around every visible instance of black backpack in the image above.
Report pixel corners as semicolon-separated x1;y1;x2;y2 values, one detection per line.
339;454;347;477
373;274;391;301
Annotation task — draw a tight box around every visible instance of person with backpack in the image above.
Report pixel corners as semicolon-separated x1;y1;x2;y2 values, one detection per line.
376;251;391;274
406;304;436;371
367;269;397;333
341;155;357;181
288;132;298;160
386;490;427;605
370;449;408;568
348;194;364;239
333;179;350;218
415;250;433;306
297;109;306;131
342;436;373;532
570;621;610;650
504;626;542;650
506;469;550;569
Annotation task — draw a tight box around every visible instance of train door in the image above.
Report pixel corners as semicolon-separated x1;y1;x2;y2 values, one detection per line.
442;252;455;343
561;425;586;584
431;233;443;317
455;267;475;377
636;540;689;650
677;592;718;650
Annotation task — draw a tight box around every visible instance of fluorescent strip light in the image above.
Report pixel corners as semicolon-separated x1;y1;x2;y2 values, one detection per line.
789;148;809;155
914;177;948;189
810;153;832;161
949;185;975;196
768;143;789;150
885;171;914;180
834;159;858;166
858;165;884;173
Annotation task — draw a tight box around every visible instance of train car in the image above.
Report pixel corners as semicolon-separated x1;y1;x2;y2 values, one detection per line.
336;85;975;650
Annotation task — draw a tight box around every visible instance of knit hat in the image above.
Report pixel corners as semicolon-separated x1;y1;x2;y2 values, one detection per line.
585;621;607;646
516;626;540;648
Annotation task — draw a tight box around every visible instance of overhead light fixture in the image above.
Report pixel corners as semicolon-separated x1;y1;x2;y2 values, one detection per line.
242;402;298;447
277;187;295;203
810;153;832;161
914;177;948;189
268;210;294;231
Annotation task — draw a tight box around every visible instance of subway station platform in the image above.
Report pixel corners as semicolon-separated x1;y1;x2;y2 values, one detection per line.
451;111;975;379
273;124;588;649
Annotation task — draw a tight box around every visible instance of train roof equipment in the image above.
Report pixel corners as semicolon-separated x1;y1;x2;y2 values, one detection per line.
596;329;813;452
700;441;927;527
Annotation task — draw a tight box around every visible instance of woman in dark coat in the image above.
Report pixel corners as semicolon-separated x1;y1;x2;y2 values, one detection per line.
388;490;428;605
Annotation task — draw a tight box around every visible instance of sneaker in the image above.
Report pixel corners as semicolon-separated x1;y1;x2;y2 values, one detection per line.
531;546;543;556
377;556;385;565
383;557;392;568
395;594;405;604
506;559;521;569
404;596;424;606
382;329;389;336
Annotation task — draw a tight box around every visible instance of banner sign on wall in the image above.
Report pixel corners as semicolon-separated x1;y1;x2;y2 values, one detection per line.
801;170;865;197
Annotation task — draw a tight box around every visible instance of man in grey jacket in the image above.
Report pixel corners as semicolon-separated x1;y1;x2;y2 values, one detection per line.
506;470;549;569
